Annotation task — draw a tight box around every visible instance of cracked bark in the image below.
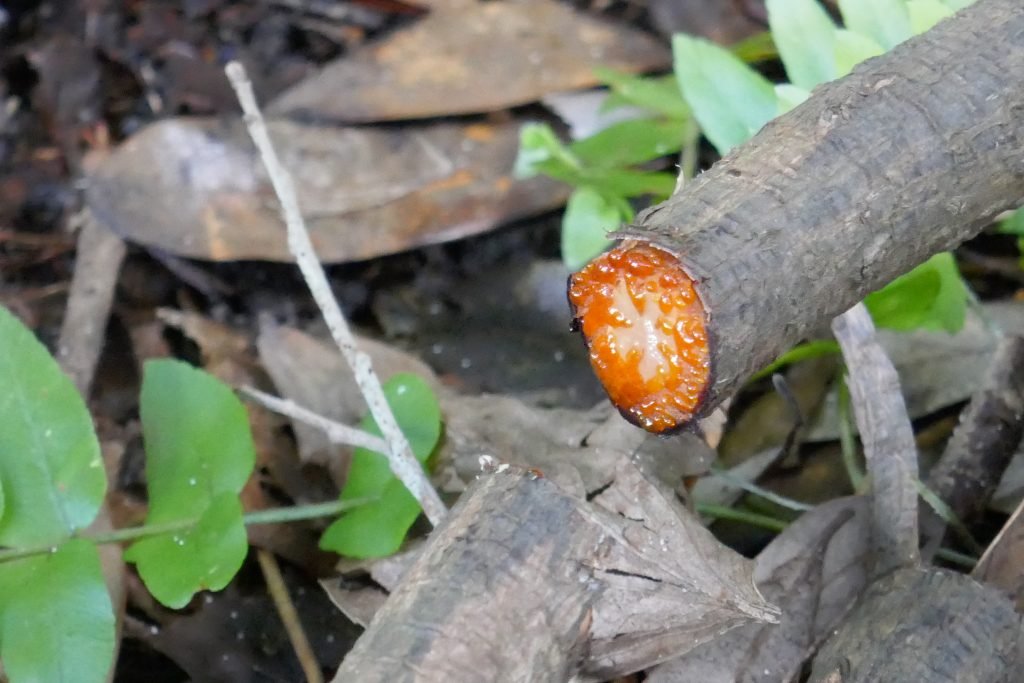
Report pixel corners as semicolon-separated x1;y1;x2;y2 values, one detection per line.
614;0;1024;417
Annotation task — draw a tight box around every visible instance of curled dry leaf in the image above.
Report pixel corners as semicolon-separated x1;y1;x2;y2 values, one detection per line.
583;459;780;678
648;497;870;683
85;117;568;262
269;0;668;121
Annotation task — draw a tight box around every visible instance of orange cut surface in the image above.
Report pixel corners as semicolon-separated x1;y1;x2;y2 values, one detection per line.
568;242;710;433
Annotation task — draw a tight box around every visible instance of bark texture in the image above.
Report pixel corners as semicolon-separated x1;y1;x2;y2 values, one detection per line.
615;0;1024;415
809;567;1021;683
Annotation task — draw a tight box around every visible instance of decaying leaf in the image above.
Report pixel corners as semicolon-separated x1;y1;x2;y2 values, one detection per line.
85;117;568;262
648;497;870;682
269;0;669;121
583;459;781;677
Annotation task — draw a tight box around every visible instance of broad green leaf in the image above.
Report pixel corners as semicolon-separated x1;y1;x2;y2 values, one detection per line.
0;539;115;683
561;187;623;269
338;374;440;503
943;0;975;10
775;84;811;114
865;252;967;332
514;123;580;178
908;0;953;33
125;493;247;608
766;0;838;90
571;119;685;169
595;69;690;119
321;373;441;558
834;29;885;75
673;34;779;154
320;478;423;559
838;0;912;50
752;340;841;380
126;359;255;607
0;306;105;547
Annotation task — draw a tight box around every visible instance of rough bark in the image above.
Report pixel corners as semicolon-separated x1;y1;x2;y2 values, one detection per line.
809;567;1021;683
615;0;1024;416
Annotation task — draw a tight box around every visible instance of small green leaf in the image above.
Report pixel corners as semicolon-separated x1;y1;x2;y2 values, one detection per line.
320;478;422;559
766;0;838;90
126;359;255;607
907;0;954;33
321;373;441;558
673;34;779;154
838;0;912;50
865;252;968;332
0;306;105;547
595;69;690;119
834;29;886;74
728;31;779;64
514;123;580;178
0;539;115;683
775;84;811;114
561;187;624;269
125;494;247;608
570;119;685;169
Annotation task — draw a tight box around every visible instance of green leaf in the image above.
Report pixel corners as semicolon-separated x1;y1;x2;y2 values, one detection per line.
729;31;779;64
838;0;912;50
673;34;779;154
321;373;441;558
0;539;115;683
834;29;886;75
581;169;678;198
907;0;954;33
125;494;247;608
561;187;624;269
320;478;423;559
865;252;968;332
997;206;1024;235
0;306;105;547
775;84;811;114
595;69;690;119
766;0;838;90
942;0;975;10
514;123;580;178
570;119;685;169
125;359;255;607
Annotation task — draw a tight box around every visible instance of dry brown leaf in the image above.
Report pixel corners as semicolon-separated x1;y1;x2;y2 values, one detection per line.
647;497;870;683
583;459;780;678
86;117;568;262
269;0;668;121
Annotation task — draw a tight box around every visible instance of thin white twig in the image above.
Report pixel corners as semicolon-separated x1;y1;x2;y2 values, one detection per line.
240;386;389;453
224;61;446;526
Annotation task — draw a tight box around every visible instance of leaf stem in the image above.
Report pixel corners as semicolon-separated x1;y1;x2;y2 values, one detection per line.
0;498;369;564
696;503;789;532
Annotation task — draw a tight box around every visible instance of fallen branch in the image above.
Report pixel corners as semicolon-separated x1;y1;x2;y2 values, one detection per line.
570;0;1024;432
332;460;777;682
224;61;446;526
